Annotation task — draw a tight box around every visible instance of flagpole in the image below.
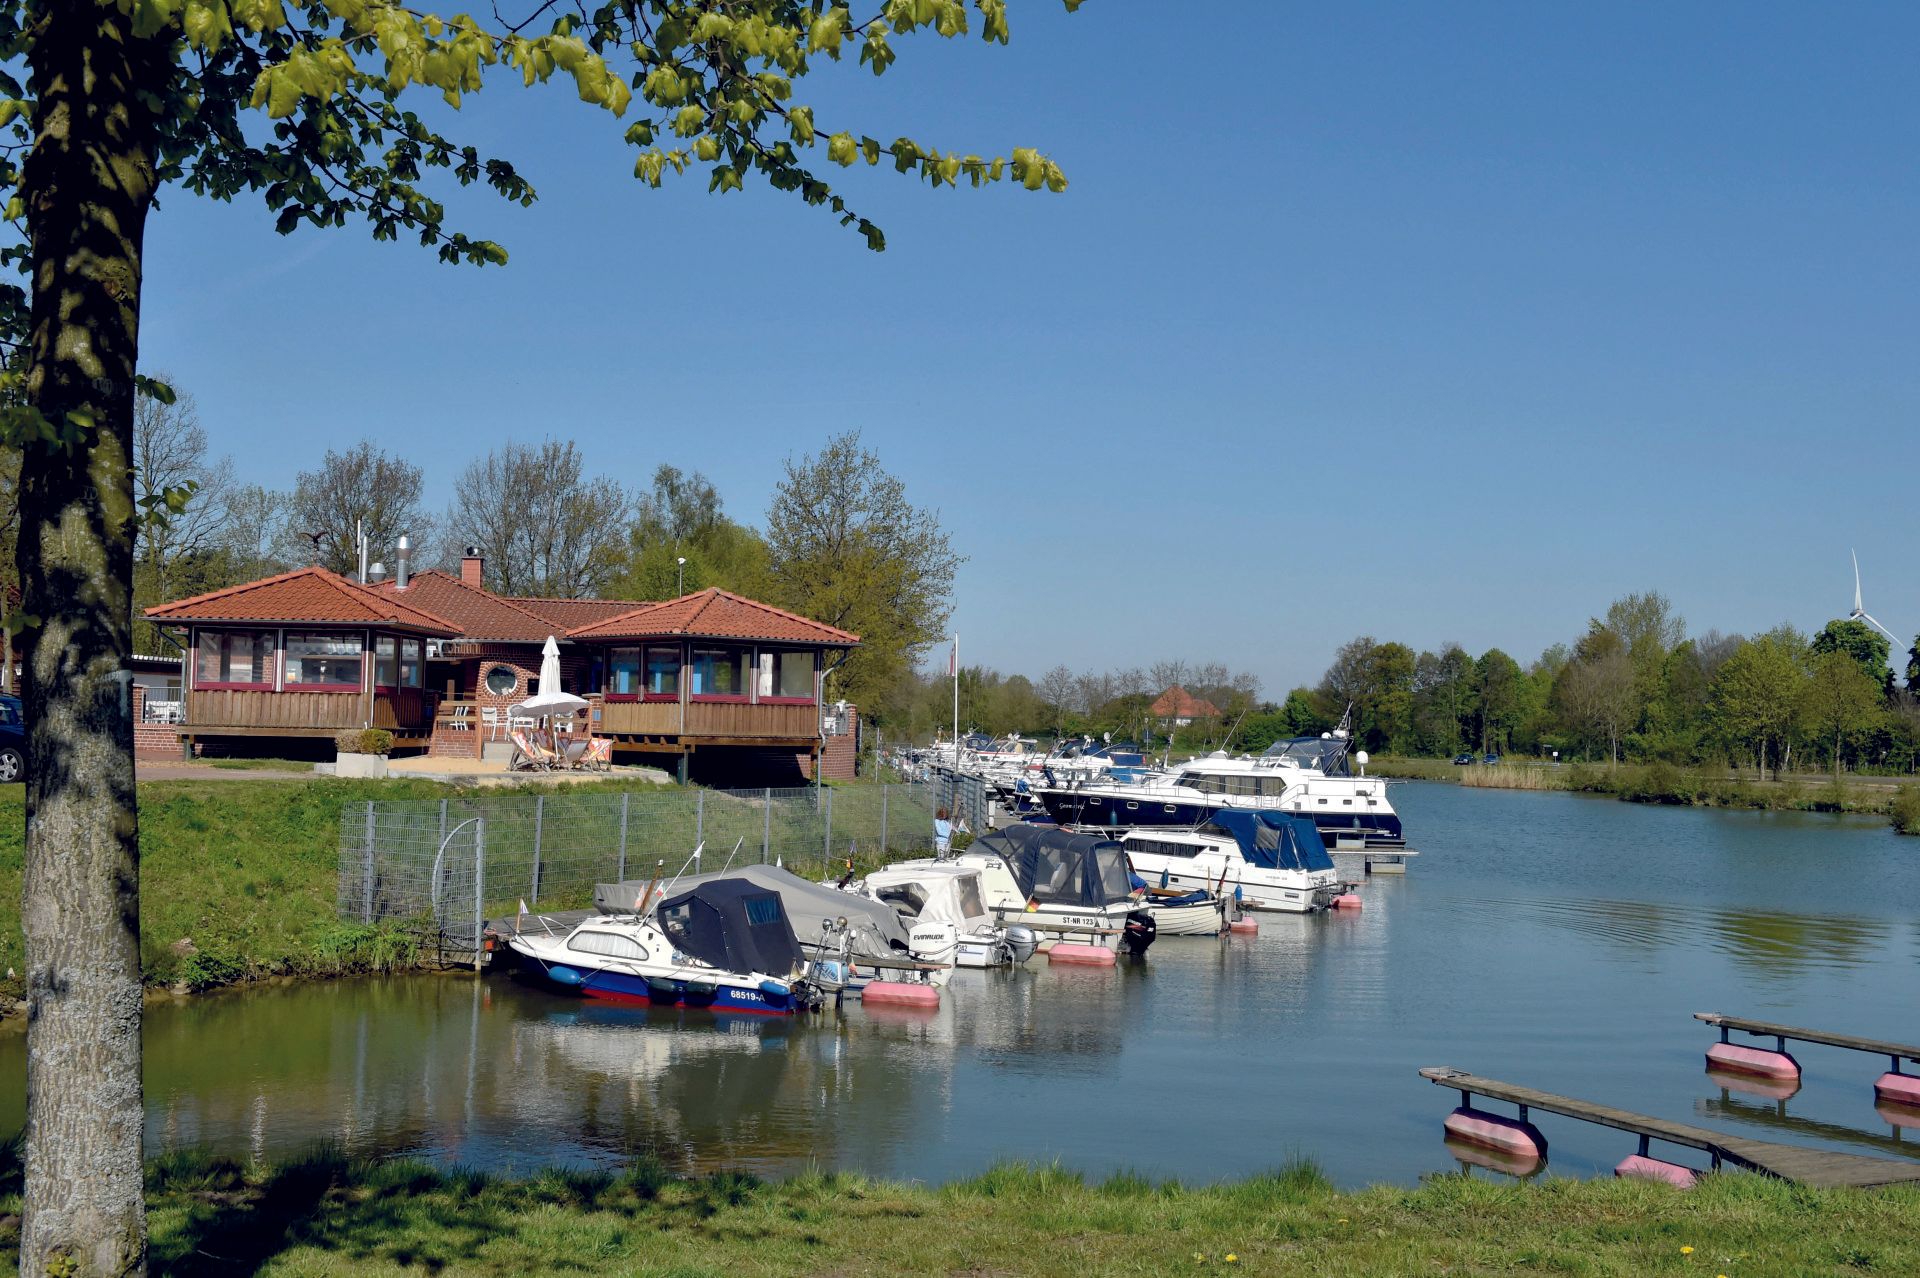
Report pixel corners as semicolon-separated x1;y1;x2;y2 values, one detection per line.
950;634;959;818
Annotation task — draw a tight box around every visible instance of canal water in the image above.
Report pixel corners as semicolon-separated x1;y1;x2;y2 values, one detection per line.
2;782;1915;1187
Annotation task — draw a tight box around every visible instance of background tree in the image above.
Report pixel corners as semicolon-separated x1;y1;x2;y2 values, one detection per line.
445;439;628;597
288;442;433;577
1473;648;1522;753
1709;632;1807;778
0;4;1077;1272
617;464;770;600
1037;665;1075;737
1810;618;1892;686
1800;648;1885;778
766;431;960;711
131;381;233;652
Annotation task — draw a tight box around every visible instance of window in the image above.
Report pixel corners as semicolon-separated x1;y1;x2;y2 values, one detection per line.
645;645;679;696
195;629;276;688
485;665;519;696
607;647;641;697
399;639;423;689
1227;776;1259;797
954;875;986;919
689;646;747;697
766;650;814;701
374;636;398;688
285;632;363;688
567;930;647;961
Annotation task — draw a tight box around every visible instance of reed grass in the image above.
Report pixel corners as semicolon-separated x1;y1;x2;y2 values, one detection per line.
2;1146;1912;1276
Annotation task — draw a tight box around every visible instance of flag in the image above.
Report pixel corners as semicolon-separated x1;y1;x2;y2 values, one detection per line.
949;636;958;677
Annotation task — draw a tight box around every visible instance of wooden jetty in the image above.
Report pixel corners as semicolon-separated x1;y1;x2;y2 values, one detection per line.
1420;1067;1920;1189
1694;1012;1920;1070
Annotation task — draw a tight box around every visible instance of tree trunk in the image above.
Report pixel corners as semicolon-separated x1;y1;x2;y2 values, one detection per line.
19;7;165;1276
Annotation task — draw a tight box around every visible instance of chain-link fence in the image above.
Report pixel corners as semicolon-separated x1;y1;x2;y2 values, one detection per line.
338;782;943;956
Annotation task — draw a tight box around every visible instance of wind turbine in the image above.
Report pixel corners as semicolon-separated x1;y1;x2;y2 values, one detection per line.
1849;550;1901;644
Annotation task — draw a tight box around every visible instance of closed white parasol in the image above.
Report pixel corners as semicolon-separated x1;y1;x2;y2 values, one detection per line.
511;636;588;718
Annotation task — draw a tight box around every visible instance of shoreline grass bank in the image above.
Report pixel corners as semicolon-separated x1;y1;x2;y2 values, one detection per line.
4;1149;1915;1276
1369;756;1918;829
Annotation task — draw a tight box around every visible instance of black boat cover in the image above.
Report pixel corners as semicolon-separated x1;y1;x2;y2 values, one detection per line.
654;879;805;978
971;824;1135;907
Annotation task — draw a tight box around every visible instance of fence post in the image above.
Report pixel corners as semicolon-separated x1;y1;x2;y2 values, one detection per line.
472;817;486;973
763;788;771;864
696;789;705;846
822;787;833;875
880;783;889;856
361;801;376;923
531;794;544;905
618;793;630;882
438;798;448;850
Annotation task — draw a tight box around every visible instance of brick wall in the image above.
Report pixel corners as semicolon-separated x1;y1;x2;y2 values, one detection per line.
131;686;182;757
797;703;859;781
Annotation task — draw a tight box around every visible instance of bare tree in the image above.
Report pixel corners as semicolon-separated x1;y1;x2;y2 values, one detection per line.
1037;665;1075;733
132;382;233;604
1148;658;1190;694
289;441;433;576
445;439;630;596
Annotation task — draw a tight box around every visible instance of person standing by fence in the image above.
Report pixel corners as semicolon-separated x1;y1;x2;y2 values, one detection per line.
934;807;953;856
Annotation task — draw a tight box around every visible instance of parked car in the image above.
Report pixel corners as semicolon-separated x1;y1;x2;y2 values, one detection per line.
0;695;22;782
1482;752;1502;766
1451;752;1475;766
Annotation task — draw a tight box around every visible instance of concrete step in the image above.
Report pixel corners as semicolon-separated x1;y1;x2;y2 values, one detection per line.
481;740;515;763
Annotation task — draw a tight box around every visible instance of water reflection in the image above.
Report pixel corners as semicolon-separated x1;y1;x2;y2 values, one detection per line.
1696;1087;1920;1156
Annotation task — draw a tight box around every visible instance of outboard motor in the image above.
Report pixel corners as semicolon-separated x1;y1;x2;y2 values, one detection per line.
1000;924;1040;966
907;921;959;987
1122;910;1158;958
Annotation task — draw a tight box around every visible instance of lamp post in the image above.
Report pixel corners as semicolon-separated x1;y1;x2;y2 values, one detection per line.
676;556;686;594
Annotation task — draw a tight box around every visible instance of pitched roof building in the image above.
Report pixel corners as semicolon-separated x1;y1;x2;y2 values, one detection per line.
1150;685;1221;727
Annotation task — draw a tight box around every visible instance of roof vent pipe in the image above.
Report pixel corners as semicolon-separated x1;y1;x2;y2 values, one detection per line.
395;536;412;591
368;562;388;583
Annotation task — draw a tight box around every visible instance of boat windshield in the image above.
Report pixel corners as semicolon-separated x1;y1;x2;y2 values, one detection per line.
954;873;986;919
1262;736;1349;774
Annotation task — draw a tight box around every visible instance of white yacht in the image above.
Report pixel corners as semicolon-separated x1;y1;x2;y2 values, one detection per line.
1121;810;1345;913
949;824;1157;956
1035;729;1405;851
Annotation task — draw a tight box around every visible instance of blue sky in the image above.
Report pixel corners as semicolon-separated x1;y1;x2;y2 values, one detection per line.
140;2;1920;694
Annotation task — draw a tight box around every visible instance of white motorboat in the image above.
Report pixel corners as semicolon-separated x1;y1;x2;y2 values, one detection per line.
951;824;1157;956
1134;887;1229;936
1120;810;1344;914
851;862;1041;968
507;879;819;1014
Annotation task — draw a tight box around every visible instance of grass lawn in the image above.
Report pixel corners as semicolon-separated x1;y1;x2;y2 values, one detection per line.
3;1150;1914;1276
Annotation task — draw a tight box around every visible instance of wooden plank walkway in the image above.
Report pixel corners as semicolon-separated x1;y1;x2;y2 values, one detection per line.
1695;1013;1920;1065
1420;1067;1920;1189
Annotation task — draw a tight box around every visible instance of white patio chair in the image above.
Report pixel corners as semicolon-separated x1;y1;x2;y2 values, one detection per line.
481;706;501;740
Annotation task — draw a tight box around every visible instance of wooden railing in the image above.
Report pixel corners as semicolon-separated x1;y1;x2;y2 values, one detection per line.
593;697;818;740
185;687;435;733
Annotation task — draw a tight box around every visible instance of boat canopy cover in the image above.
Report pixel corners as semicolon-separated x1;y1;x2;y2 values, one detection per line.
1261;735;1351;775
654;878;806;978
596;865;911;960
1205;810;1336;873
864;865;990;929
972;824;1135;907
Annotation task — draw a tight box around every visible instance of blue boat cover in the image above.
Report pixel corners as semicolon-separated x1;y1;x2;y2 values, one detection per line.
655;878;806;978
1203;810;1336;873
971;823;1135;907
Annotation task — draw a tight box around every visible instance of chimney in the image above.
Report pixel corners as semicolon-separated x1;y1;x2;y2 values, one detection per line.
395;535;412;591
367;562;388;584
461;545;484;589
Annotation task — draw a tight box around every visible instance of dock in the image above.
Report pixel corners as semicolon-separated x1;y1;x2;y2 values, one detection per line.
1420;1067;1920;1189
1695;1012;1920;1069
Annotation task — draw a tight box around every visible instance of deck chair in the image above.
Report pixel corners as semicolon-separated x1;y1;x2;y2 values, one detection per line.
575;735;614;772
508;727;562;772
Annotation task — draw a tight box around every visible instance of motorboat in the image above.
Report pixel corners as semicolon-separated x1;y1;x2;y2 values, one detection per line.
848;862;1041;968
597;863;957;988
508;878;820;1014
951;824;1157;956
1120;810;1344;914
1034;726;1405;851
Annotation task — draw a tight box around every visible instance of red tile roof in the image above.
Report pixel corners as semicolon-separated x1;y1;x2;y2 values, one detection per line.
508;596;653;632
369;571;556;643
1151;686;1221;719
145;567;460;635
566;588;859;646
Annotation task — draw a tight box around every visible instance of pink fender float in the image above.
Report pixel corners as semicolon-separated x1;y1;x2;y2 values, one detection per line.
1443;1135;1544;1179
1443;1106;1547;1161
1615;1154;1698;1188
1704;1041;1799;1081
1874;1071;1920;1108
860;981;940;1009
1228;917;1259;935
1048;942;1117;967
1331;893;1363;911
